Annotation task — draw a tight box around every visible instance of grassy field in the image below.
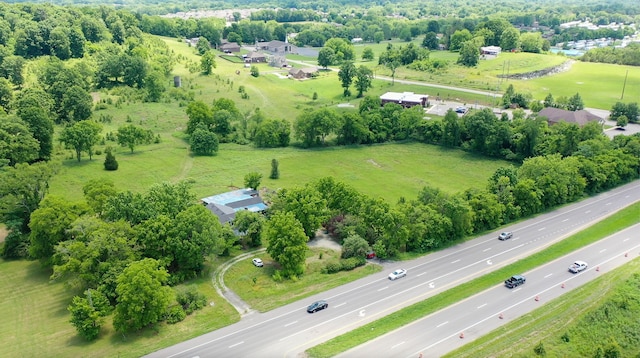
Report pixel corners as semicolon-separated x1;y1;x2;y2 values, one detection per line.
0;257;240;358
306;201;640;358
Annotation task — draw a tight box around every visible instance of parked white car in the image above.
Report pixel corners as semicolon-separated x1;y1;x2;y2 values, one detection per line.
252;258;264;267
388;269;407;280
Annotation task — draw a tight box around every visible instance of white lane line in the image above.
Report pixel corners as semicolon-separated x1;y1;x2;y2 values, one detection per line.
284;321;297;327
623;238;629;242
606;202;612;205
437;321;449;328
538;227;546;231
228;341;244;348
477;303;487;309
600;249;607;253
544;273;553;278
562;218;569;222
451;259;460;264
334;302;346;308
391;342;405;349
483;248;491;252
378;287;388;291
417;272;426;277
585;210;591;214
513;288;522;293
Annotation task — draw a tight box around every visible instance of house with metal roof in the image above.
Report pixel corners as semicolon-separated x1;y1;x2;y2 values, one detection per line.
201;188;267;224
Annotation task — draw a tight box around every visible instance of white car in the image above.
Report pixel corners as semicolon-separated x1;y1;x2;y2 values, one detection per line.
568;260;588;273
252;258;264;267
388;269;407;280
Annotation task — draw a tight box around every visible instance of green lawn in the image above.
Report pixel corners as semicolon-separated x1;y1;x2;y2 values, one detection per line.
0;258;239;358
225;248;383;312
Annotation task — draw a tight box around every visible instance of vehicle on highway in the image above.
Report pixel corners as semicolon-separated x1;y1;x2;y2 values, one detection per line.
568;260;588;273
505;274;526;288
252;258;263;267
306;300;328;313
455;106;467;113
498;231;513;240
366;250;376;259
388;268;407;280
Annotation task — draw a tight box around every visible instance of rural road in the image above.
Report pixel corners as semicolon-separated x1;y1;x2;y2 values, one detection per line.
144;180;640;358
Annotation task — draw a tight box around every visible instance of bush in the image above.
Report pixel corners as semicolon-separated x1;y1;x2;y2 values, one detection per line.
165;305;186;324
103;148;118;171
176;286;207;315
322;257;366;274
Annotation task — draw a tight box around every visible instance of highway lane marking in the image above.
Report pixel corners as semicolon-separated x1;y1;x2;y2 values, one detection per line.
512;288;522;292
429;282;435;288
538;227;546;231
334;302;346;308
600;249;607;253
585;210;591;214
417;272;426;277
486;260;493;265
477;303;487;309
483;248;491;252
562;218;569;222
391;342;405;349
228;341;244;348
623;238;629;242
437;321;449;327
544;273;553;278
606;202;612;205
284;321;297;327
378;287;389;291
451;259;460;264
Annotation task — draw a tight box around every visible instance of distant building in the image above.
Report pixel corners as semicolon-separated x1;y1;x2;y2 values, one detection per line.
289;67;318;79
220;41;241;53
380;92;430;108
481;46;502;56
257;40;298;55
538;107;604;127
201;188;267;224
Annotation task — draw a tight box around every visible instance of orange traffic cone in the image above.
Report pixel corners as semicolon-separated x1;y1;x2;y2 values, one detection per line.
459;332;464;339
535;295;540;301
499;313;504;319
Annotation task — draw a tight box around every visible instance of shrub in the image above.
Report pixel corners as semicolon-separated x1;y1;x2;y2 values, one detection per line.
165;305;186;324
176;286;207;315
104;148;118;171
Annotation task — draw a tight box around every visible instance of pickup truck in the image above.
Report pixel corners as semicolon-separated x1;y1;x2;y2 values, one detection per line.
505;274;526;288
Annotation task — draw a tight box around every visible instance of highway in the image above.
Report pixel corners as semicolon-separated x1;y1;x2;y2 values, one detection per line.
145;180;640;358
338;223;640;358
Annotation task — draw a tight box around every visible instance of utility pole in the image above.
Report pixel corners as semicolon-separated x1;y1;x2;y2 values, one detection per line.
621;69;628;100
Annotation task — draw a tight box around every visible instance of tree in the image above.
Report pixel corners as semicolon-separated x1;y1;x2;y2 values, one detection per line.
116;124;152;153
200;50;216;75
83;178;117;216
270;158;280;179
0;77;12;113
49;27;71;60
29;195;89;263
422;32;440;50
263;211;308;278
0;161;58;233
104;147;118;170
244;172;262;190
190;127;219;155
457;40;480;67
317;47;334;69
271;186;329;239
500;27;521;51
254;119;290;148
616;115;629;128
233;210;264;247
1;55;26;87
68;289;111;340
185;101;213;135
60;85;93;122
378;45;401;84
338;61;357;97
567;93;584;111
195;36;210;55
449;29;472;51
250;66;259;77
341;234;370;259
59;120;102;162
520;32;544;53
17;105;54;161
441;109;462;147
145;71;165;102
323;38;355;63
354;65;374;98
0;115;40;166
113;258;173;332
362;47;374;61
294;108;340;147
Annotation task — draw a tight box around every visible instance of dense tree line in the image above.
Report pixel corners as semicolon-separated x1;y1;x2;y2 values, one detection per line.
581;42;640;67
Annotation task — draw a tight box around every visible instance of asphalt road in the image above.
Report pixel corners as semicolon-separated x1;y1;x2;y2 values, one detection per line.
145;180;640;358
338;223;640;358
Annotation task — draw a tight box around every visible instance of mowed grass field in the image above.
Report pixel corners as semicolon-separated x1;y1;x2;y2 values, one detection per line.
0;258;240;358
